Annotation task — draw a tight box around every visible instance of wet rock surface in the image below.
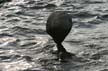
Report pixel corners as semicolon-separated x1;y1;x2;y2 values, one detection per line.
0;0;108;71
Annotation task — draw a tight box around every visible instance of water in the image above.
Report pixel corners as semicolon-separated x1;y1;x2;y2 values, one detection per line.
0;0;108;71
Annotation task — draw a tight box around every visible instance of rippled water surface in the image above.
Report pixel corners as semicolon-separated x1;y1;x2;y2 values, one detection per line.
0;0;108;71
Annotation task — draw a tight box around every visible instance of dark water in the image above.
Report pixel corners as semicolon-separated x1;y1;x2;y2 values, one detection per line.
0;0;108;71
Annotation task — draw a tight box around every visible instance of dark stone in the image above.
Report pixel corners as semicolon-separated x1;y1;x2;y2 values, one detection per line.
46;11;74;60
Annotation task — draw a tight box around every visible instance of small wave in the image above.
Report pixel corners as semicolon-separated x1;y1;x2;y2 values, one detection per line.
0;59;32;71
10;26;46;35
97;14;108;21
0;36;18;47
90;50;108;60
71;11;98;18
74;22;95;28
83;0;106;4
5;17;21;22
9;0;57;9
